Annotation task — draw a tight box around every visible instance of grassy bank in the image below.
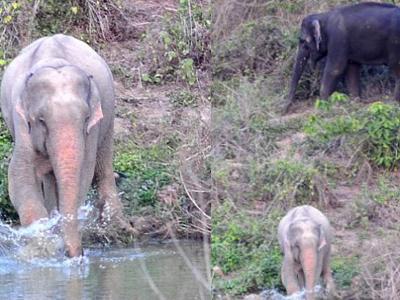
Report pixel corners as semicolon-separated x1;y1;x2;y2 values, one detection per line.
212;0;400;299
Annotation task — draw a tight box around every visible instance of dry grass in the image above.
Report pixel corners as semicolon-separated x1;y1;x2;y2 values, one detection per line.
212;0;270;40
358;236;400;300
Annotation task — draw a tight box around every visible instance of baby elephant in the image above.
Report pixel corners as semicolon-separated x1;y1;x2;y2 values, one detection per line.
278;205;335;300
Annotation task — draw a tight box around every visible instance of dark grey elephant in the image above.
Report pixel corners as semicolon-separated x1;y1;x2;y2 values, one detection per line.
0;34;132;257
278;205;335;300
287;2;400;110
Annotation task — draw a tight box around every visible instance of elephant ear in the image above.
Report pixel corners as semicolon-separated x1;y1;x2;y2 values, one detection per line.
317;225;327;251
284;224;297;255
15;99;30;132
283;236;294;257
15;72;35;131
312;19;322;51
87;75;103;134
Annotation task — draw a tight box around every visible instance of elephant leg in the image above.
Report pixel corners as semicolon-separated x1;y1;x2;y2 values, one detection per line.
42;173;58;214
281;257;300;295
8;150;48;225
94;129;123;222
94;130;136;234
322;254;336;295
323;266;336;293
345;63;361;98
391;65;400;102
320;56;348;100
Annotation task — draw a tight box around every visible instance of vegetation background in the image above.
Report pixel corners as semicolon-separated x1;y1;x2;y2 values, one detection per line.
212;0;400;299
0;0;211;248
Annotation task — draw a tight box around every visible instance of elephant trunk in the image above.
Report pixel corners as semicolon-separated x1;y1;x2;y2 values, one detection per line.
301;246;318;300
49;123;84;257
288;46;310;103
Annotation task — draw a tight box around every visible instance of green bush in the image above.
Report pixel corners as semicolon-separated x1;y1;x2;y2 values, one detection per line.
331;256;359;289
212;202;284;295
0;115;16;221
114;143;172;208
305;93;400;169
259;159;318;205
34;0;82;36
168;90;198;107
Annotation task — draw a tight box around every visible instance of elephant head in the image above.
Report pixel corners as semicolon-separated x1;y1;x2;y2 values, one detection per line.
15;62;103;257
288;13;328;104
284;219;326;300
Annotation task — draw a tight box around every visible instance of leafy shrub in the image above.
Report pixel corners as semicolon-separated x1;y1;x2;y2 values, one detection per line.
259;159;318;205
168;90;198;107
0;115;16;221
114;143;172;208
140;0;210;85
0;0;126;66
33;0;83;36
305;93;400;169
331;256;359;289
212;202;284;295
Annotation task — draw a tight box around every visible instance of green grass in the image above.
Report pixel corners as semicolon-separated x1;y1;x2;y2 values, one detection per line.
114;142;173;209
212;202;284;295
168;90;198;107
304;94;400;169
331;256;360;289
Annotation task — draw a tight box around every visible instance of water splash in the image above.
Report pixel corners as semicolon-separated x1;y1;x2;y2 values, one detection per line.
0;207;94;281
0;212;63;260
261;285;324;300
0;203;97;261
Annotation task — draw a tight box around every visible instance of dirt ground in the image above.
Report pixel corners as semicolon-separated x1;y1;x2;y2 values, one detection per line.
96;0;210;240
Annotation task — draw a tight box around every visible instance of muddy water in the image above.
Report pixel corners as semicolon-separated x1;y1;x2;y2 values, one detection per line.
0;219;210;300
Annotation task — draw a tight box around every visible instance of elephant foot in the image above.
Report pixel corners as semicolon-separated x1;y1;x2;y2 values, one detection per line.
283;101;294;114
18;202;48;226
325;276;339;299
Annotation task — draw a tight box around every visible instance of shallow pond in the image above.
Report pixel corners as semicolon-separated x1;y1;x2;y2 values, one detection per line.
0;219;210;299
